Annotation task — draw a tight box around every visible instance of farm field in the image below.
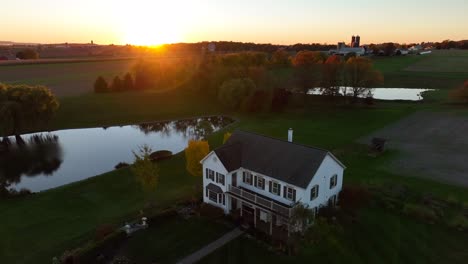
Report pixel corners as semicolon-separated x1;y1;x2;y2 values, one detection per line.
0;59;137;97
372;50;468;90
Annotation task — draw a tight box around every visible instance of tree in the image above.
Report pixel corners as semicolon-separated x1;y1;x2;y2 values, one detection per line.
343;57;383;102
131;145;159;195
383;43;397;56
321;55;343;96
0;84;59;136
94;76;109;93
290;203;314;235
450;80;468;103
292;51;326;98
123;72;134;91
270;49;290;66
218;78;256;110
16;49;39;60
110;76;123;92
223;132;232;144
344;52;357;62
185;140;209;177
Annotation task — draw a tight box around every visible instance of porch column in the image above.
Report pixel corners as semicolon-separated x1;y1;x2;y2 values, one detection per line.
269;214;273;235
254;207;257;227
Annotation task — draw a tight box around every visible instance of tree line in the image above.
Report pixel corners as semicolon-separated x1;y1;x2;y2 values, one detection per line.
192;50;383;113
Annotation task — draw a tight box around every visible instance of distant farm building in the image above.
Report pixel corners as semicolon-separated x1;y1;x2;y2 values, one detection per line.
329;35;366;56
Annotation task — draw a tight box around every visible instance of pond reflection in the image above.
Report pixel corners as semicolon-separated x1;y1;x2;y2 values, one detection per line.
3;116;233;193
1;134;63;194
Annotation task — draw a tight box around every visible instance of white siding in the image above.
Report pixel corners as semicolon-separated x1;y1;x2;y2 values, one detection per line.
201;151;345;215
201;152;230;213
236;169;303;206
302;154;344;209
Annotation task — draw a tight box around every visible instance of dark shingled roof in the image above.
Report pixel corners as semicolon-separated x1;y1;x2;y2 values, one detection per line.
214;130;334;189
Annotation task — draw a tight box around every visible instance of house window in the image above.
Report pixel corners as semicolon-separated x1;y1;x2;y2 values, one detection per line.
310;185;319;201
259;210;269;222
206;169;215;181
208;190;218;203
255;176;265;190
284;186;296;201
270;181;281;196
330;174;338;189
216;173;225;186
243;171;253;185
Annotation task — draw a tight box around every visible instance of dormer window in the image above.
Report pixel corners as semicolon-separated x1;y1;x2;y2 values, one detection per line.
283;186;296;202
269;181;281;196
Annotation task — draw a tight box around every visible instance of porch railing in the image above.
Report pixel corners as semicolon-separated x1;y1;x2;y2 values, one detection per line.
228;185;291;217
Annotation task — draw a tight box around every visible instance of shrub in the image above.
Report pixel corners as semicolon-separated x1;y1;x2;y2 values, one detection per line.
218;78;255;110
110;76;124;92
111;256;132;264
402;203;438;223
199;203;225;219
114;162;129;170
447;214;468;231
123;73;134;91
94;76;109;93
95;224;116;241
339;185;371;211
149;150;173;161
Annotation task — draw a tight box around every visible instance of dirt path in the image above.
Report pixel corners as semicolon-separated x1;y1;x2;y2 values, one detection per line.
359;111;468;187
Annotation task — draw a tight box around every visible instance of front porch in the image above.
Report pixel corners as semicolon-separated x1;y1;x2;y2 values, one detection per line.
227;185;293;241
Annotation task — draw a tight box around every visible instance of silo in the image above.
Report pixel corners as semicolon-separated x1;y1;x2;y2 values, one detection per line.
355;35;361;47
351;35;356;46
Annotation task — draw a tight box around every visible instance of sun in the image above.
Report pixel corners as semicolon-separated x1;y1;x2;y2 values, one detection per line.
116;3;191;46
123;25;182;46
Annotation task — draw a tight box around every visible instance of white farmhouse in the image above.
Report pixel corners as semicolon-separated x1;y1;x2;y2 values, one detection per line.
200;130;345;238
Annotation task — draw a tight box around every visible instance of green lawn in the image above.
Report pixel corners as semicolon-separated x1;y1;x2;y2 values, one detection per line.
200;208;468;264
117;216;229;263
0;154;201;264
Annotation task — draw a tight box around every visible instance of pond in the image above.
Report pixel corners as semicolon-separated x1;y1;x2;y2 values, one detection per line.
308;88;435;101
0;116;234;193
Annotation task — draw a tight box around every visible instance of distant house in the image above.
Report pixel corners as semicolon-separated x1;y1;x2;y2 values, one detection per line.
200;130;345;237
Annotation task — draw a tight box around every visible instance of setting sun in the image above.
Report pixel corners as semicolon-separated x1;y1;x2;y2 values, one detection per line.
115;2;195;46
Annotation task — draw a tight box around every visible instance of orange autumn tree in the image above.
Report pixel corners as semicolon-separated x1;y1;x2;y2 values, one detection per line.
185;140;210;176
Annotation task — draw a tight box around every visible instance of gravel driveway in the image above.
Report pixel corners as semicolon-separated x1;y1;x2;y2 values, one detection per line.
359;111;468;187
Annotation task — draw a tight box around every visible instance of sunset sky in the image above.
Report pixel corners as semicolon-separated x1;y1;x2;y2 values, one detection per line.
2;0;467;45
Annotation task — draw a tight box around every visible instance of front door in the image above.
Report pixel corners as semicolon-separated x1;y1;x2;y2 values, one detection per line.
232;172;237;187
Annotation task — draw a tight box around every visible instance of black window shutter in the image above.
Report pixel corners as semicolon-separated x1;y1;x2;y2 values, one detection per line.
269;181;272;192
292;189;296;202
261;178;265;189
206;188;208;197
254;176;258;187
278;184;281;195
215;173;218;183
206;169;208;179
283;186;287;198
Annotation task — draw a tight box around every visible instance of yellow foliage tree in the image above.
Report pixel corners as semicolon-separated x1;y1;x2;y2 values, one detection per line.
223;132;232;144
131;145;159;194
185;140;210;176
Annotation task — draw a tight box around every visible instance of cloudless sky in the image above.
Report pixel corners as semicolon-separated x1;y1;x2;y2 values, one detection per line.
2;0;467;45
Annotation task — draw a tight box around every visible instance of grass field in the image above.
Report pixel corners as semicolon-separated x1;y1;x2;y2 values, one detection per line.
372;50;468;90
0;59;137;97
